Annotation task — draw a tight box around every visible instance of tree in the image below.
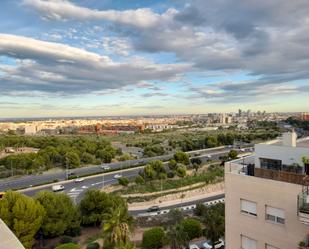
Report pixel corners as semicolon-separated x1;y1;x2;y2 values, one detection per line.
228;150;238;160
65;151;80;168
194;203;207;217
142;227;165;249
0;191;45;249
96;149;115;163
191;158;202;172
79;190;115;226
180;218;202;240
202;204;225;249
174;151;190;165
168;159;177;171
55;243;80;249
81;152;95;164
167;224;189;249
35;191;81;237
149;160;166;176
118;177;130;187
102;205;132;247
167;208;183;225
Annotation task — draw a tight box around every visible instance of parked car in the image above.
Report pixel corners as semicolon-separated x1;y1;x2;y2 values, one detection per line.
52;185;65;192
147;206;160;212
113;174;122;179
101;165;111;170
202;239;224;249
182;244;200;249
74;177;84;183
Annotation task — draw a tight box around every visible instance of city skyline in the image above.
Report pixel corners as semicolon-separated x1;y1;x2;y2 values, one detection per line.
1;0;309;117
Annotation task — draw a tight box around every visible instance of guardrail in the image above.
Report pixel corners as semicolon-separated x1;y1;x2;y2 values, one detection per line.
135;198;225;217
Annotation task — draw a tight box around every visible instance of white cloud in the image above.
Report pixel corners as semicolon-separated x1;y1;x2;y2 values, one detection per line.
0;34;191;95
23;0;175;28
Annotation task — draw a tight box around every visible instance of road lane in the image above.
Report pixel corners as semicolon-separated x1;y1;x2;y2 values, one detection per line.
0;146;237;191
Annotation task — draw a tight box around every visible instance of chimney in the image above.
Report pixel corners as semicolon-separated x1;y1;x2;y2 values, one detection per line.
282;129;297;147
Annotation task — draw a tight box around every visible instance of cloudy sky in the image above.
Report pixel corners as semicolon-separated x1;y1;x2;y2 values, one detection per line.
0;0;308;117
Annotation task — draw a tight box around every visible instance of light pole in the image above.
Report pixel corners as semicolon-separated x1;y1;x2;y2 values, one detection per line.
65;156;69;180
102;159;105;189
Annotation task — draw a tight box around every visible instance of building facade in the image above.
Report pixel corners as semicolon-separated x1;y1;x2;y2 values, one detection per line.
225;131;309;249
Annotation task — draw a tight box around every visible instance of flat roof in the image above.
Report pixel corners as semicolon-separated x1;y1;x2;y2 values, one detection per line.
270;137;309;148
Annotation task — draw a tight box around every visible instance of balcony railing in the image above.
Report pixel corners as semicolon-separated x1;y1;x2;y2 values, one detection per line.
255;168;306;185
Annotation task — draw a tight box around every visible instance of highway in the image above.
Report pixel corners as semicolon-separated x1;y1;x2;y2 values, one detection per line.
0;146;234;191
2;146;252;215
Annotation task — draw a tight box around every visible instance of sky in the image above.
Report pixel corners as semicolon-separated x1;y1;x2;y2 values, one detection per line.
0;0;309;118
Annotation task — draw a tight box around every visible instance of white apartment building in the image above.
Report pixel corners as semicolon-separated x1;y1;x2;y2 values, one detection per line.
225;131;309;249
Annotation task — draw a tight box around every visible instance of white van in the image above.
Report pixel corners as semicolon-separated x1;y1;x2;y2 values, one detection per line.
52;185;65;192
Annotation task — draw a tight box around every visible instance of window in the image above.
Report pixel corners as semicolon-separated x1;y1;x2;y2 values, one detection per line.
241;235;257;249
266;206;285;225
259;158;282;170
266;244;279;249
241;199;257;216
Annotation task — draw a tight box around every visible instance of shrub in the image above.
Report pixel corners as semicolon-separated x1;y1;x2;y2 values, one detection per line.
55;243;80;249
60;236;73;244
180;218;202;240
228;149;238;159
135;175;145;185
167;171;175;178
118;177;129;186
87;242;100;249
175;165;186;178
142;227;165;249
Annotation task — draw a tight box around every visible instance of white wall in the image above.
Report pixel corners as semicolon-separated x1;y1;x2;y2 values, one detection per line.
254;144;309;168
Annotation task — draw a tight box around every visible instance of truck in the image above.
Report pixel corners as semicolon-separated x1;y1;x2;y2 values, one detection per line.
52;185;65;192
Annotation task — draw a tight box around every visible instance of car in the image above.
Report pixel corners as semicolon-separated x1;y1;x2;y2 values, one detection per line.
101;165;111;170
74;177;84;183
113;174;122;179
147;206;160;212
182;245;200;249
206;155;212;158
202;239;224;249
240;148;246;152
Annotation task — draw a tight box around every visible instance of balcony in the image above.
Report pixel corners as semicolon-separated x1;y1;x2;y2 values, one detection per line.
298;191;309;225
255;168;306;185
